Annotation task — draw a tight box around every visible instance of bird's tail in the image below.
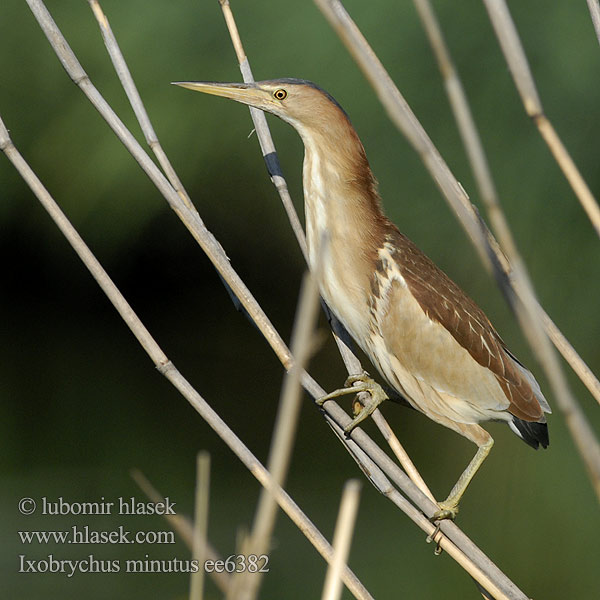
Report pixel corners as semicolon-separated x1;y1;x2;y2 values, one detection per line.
509;417;549;450
504;348;551;449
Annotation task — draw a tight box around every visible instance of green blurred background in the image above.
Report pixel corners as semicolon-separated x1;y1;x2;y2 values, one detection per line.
2;1;599;598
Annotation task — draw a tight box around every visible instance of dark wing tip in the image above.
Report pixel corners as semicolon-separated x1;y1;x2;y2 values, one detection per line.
510;417;549;450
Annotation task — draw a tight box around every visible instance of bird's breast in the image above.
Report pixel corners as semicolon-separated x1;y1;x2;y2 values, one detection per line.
308;223;373;345
303;154;375;345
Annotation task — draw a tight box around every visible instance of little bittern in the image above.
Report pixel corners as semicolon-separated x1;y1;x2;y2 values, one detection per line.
175;78;550;520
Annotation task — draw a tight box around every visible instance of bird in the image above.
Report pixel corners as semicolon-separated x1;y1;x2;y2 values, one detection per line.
174;78;551;520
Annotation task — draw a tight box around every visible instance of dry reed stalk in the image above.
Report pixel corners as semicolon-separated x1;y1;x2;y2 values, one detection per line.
227;272;322;600
190;452;211;600
88;0;195;212
130;468;231;594
588;0;600;46
321;480;362;600
131;469;194;549
541;310;600;403
218;0;308;260
482;0;600;237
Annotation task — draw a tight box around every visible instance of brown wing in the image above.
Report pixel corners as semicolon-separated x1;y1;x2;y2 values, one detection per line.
385;228;543;422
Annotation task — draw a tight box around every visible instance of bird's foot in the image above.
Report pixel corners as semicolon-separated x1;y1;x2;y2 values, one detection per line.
429;499;459;523
426;500;459;556
317;371;388;434
425;523;445;556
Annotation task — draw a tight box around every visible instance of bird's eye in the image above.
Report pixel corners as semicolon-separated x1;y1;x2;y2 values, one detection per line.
273;89;287;100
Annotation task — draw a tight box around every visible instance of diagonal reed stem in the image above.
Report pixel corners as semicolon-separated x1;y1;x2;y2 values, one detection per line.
190;452;211;600
321;480;362;600
227;272;322;600
588;0;600;46
88;0;195;212
130;468;231;594
482;0;600;238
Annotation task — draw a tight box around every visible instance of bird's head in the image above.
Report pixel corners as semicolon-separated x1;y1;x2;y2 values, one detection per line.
173;78;349;135
174;77;378;199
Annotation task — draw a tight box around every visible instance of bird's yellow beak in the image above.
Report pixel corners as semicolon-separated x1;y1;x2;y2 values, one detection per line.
172;81;271;110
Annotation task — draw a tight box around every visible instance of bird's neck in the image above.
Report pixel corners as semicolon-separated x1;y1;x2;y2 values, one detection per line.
299;122;391;341
300;124;388;270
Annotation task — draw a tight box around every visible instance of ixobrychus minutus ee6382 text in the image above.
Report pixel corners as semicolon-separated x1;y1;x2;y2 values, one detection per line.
175;78;551;520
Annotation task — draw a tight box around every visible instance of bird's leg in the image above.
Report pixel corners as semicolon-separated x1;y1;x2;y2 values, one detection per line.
431;434;494;521
317;371;388;433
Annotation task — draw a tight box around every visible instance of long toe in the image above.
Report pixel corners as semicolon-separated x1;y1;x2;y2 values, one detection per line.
430;503;459;522
343;390;387;433
344;370;371;386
